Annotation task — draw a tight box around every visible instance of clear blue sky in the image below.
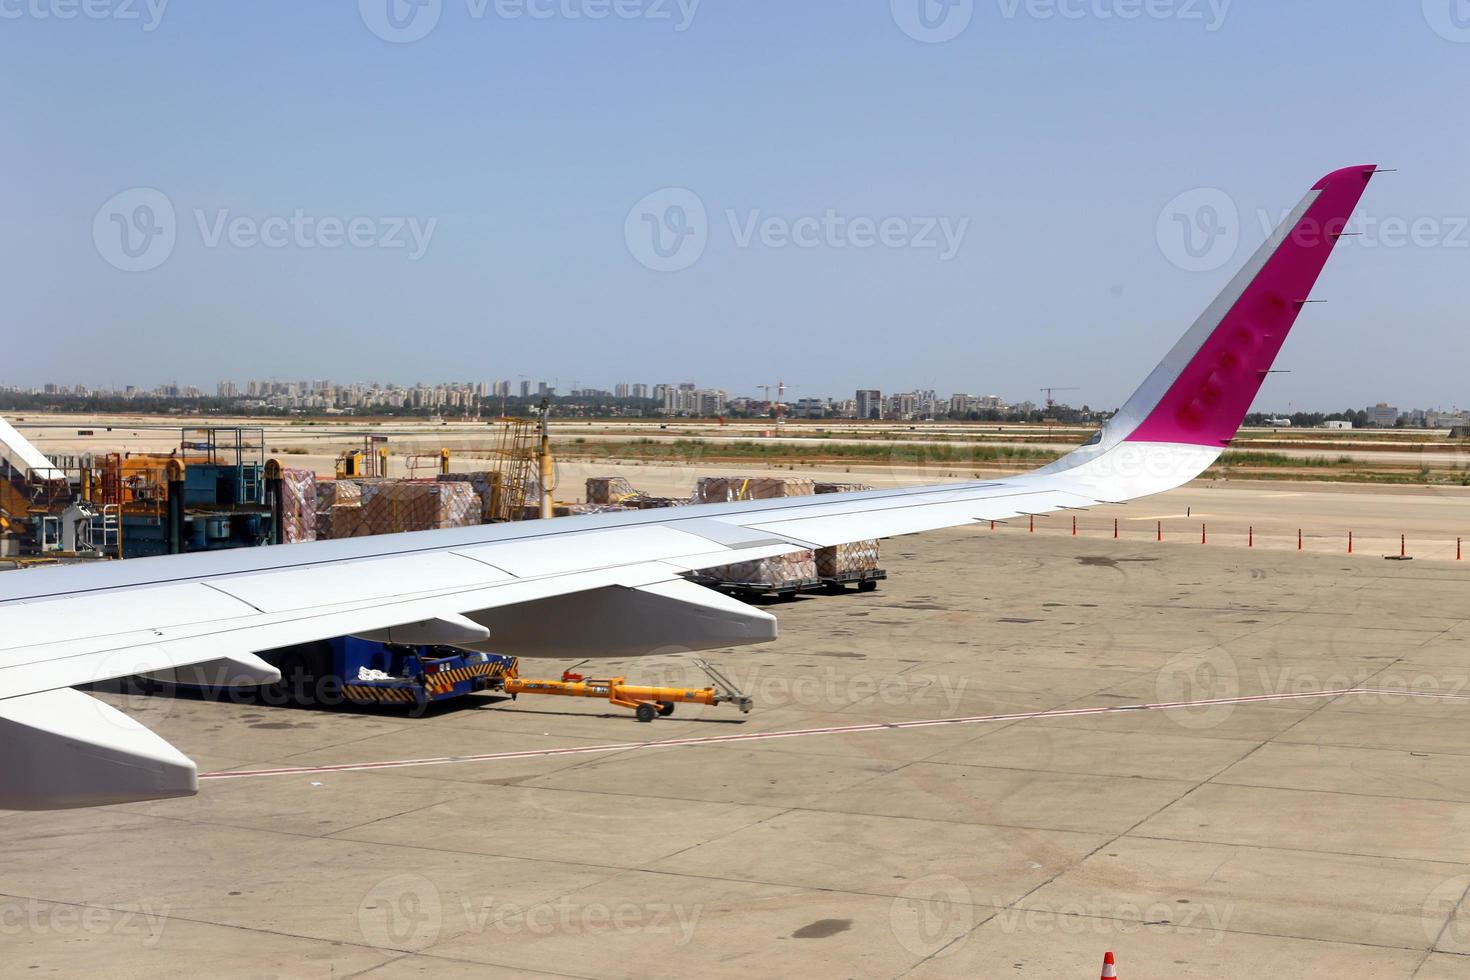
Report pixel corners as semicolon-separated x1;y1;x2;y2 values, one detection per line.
3;1;1467;412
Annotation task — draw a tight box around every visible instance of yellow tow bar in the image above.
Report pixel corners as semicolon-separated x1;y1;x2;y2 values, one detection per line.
503;661;752;722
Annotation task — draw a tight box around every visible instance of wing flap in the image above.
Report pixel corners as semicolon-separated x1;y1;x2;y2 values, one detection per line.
461;578;777;660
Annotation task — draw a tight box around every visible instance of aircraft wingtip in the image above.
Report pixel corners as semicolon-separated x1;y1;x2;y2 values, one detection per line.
1111;164;1377;450
1312;164;1377;190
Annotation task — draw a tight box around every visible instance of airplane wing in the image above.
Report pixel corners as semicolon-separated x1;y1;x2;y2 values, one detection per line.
0;165;1377;810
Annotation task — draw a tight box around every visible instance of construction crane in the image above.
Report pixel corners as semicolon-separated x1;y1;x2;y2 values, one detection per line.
756;381;796;425
1040;386;1080;410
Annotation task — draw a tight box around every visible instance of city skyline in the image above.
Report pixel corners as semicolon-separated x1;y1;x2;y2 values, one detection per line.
3;376;1465;428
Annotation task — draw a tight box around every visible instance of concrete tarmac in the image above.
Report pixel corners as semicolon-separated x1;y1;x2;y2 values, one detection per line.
5;529;1470;977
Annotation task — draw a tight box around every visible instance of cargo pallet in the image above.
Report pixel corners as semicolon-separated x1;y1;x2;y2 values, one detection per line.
693;567;886;600
692;574;820;601
818;567;886;594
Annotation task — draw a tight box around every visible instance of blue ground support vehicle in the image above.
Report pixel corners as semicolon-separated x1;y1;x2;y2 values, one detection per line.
254;636;517;711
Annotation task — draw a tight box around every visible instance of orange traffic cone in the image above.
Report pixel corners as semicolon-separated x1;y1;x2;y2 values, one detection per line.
1100;950;1117;979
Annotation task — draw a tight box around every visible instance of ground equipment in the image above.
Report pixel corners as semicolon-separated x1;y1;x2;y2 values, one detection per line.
504;658;753;721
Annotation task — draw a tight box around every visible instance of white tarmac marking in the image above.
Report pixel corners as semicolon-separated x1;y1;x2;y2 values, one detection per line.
198;687;1470;782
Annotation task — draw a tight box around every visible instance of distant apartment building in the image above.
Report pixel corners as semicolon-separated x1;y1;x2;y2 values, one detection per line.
891;392;919;420
1366;403;1399;427
856;389;881;421
631;383;649;399
697;389;727;415
652;383;726;416
614;383;631;398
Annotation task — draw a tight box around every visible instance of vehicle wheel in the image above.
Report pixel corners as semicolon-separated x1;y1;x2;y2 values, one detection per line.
657;700;675;716
635;702;657;722
858;580;878;593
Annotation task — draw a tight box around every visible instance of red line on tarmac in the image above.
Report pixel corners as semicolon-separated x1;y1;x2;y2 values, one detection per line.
198;687;1470;782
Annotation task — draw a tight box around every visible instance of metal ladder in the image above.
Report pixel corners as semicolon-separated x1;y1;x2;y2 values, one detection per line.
86;504;120;557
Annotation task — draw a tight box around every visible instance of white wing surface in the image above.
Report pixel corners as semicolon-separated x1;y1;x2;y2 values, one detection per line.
0;165;1378;809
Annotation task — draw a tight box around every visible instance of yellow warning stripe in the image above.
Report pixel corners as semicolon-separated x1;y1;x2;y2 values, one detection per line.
343;661;513;701
425;661;507;694
342;685;418;704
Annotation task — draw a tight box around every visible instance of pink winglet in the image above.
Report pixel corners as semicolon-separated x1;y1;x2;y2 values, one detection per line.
1127;165;1376;447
